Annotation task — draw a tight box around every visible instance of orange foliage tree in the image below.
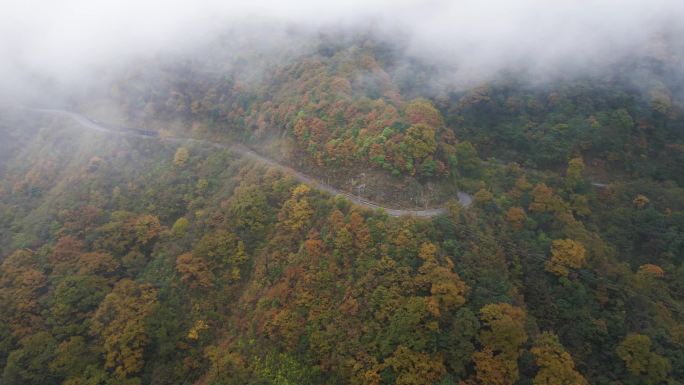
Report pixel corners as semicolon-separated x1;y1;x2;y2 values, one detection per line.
529;183;556;214
176;252;215;289
0;250;47;338
505;207;526;230
404;99;443;128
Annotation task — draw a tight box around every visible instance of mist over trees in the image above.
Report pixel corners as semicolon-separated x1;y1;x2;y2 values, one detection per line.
1;1;684;385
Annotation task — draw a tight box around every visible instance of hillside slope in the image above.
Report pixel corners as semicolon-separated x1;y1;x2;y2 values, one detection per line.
1;88;683;384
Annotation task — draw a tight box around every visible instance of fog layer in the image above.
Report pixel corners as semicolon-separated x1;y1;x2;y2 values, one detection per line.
2;0;683;99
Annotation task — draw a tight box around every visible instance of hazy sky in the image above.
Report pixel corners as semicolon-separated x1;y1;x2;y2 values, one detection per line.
2;0;683;96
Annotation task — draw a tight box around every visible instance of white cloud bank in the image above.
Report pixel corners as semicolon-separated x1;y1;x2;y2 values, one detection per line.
1;0;683;95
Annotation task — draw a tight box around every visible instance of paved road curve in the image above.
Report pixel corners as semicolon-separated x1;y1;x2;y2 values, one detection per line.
31;108;473;217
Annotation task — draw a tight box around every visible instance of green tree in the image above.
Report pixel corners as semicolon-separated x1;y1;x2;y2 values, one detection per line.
616;334;671;385
229;183;273;241
48;336;99;381
444;308;479;377
2;332;58;385
454;141;482;177
48;274;109;337
404;124;437;160
565;157;584;190
171;217;189;237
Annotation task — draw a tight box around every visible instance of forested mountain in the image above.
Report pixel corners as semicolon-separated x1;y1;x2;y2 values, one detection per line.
1;33;683;385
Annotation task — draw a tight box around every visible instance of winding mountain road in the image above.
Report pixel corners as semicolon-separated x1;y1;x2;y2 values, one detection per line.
30;108;472;217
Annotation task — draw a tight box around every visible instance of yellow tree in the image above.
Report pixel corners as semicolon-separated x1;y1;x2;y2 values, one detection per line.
633;194;650;209
637;264;664;278
230;240;248;281
473;189;494;208
531;332;587;385
478;303;528;356
545;239;586;278
382;345;446;385
565;157;584;189
171;217;190;237
472;303;528;385
131;214;162;246
417;243;468;316
472;348;519;385
173;147;189;166
278;184;314;235
91;279;158;380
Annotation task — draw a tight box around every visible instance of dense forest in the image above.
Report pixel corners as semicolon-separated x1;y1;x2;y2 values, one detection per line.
1;36;683;385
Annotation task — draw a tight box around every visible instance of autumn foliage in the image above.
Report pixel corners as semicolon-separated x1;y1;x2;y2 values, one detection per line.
2;39;684;385
545;239;587;278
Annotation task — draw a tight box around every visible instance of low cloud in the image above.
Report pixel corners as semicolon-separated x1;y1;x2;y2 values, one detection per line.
2;0;683;100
